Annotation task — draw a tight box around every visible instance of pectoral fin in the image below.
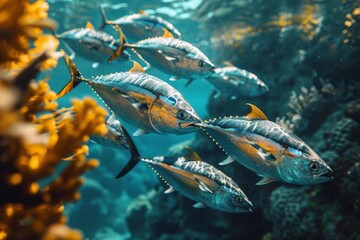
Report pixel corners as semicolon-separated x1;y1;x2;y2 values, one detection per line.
92;62;100;68
164;186;175;194
185;79;194;87
256;175;275;185
219;156;234;165
194;176;213;193
111;88;148;114
193;202;207;208
133;129;149;136
169;76;181;81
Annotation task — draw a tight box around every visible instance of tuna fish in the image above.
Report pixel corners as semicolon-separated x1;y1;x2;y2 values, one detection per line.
206;65;269;99
112;26;215;85
116;125;252;213
56;53;202;136
90;113;129;149
55;22;130;68
195;104;333;185
99;6;181;41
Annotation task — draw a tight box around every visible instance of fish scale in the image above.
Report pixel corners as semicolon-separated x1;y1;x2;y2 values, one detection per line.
134;37;209;60
178;161;239;192
205;117;315;157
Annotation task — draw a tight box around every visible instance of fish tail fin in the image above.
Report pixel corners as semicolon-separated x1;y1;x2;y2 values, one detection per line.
108;24;127;62
56;52;83;99
99;5;110;31
115;125;141;178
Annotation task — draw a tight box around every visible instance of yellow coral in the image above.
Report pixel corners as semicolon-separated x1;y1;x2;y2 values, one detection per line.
0;0;58;73
0;0;108;239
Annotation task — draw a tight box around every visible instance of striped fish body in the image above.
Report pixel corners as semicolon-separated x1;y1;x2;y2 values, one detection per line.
85;72;200;134
205;117;320;160
111;14;181;41
58;28;129;63
129;38;215;80
200;116;333;184
145;157;252;212
200;120;282;181
206;67;269;98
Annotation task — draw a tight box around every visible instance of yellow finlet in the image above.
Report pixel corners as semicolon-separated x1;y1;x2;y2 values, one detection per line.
245;103;268;120
139;9;146;15
129;61;145;73
184;147;202;162
86;21;95;29
162;28;174;38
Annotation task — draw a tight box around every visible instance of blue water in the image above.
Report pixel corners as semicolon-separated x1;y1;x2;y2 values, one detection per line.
47;0;360;239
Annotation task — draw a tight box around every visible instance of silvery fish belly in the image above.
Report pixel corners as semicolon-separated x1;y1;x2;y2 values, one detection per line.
114;14;181;41
198;104;333;185
129;38;215;80
58;28;129;63
148;158;252;213
86;71;201;135
206;67;269;98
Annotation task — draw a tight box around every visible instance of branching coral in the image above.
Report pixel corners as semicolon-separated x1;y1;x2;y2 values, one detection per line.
0;0;108;239
276;86;319;131
0;0;58;73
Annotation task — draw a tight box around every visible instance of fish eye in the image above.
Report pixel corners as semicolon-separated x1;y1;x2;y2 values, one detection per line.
308;161;320;172
199;60;206;68
177;110;188;120
235;196;243;203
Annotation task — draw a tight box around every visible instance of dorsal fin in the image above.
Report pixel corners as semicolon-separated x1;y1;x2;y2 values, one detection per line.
128;61;145;73
245;103;268;120
139;9;146;15
184;146;202;162
162;28;174;38
224;61;235;67
86;21;95;29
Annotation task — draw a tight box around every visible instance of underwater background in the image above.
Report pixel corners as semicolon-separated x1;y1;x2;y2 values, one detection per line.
1;0;359;239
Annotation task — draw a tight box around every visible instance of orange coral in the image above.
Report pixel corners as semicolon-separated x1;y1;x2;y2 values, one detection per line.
0;0;108;239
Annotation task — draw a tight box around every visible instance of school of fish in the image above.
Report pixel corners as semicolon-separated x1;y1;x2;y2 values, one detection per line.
55;6;333;213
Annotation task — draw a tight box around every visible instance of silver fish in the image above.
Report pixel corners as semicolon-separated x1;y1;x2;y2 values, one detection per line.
56;22;130;67
116;126;252;213
100;6;181;41
206;66;269;99
196;104;333;185
56;54;201;136
90;113;129;149
115;29;215;85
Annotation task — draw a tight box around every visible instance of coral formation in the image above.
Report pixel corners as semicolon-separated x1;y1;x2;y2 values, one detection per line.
0;0;108;239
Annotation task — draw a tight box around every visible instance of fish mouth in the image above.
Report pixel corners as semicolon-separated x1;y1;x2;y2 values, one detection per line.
178;120;201;129
315;169;334;182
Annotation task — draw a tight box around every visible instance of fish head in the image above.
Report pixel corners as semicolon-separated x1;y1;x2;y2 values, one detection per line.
149;94;202;134
236;69;269;97
279;156;333;185
215;186;253;213
250;77;269;97
180;53;215;78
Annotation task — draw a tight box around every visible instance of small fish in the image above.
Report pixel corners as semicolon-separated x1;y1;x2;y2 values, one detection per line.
56;53;201;136
55;22;130;67
114;27;215;85
99;6;181;41
90;113;129;149
195;104;333;185
206;65;269;99
116;125;252;213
